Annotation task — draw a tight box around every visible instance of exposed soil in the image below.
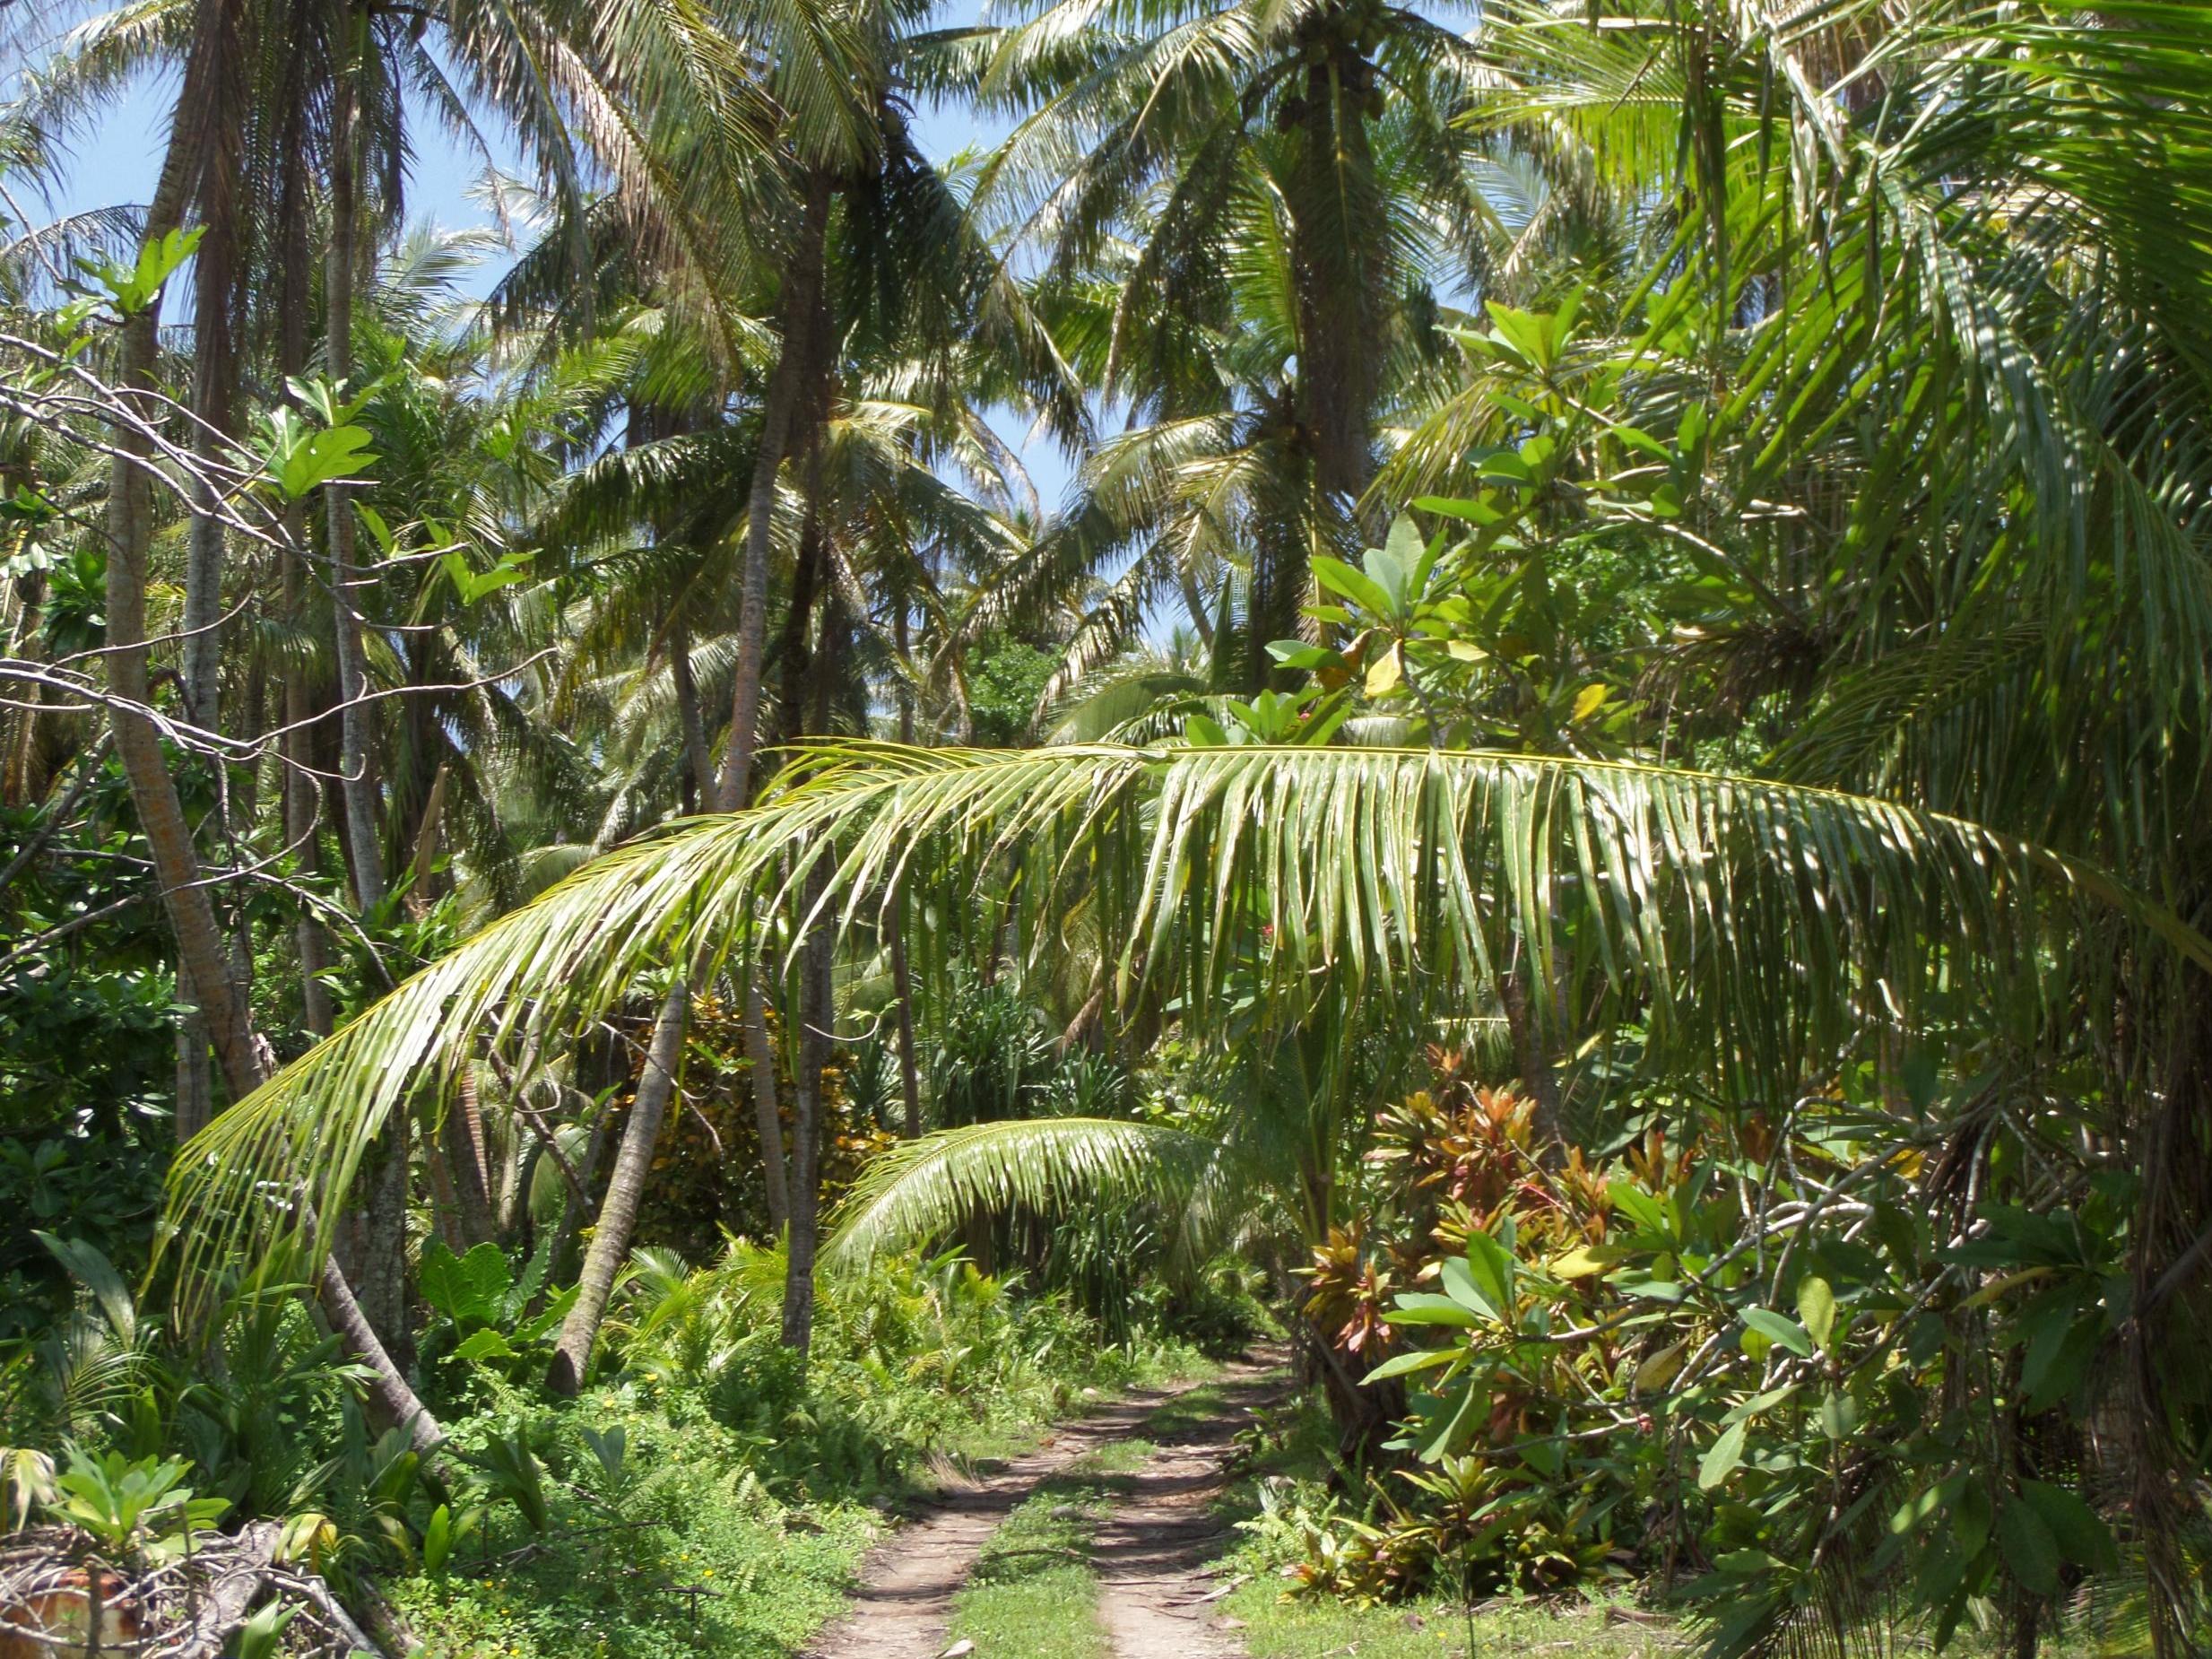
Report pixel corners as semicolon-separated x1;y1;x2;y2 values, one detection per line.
1090;1368;1282;1657
805;1359;1281;1659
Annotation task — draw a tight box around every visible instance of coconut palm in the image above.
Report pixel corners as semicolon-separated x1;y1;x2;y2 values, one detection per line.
964;0;1498;672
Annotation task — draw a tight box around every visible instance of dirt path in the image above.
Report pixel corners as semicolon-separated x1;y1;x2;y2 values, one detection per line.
804;1360;1279;1659
1090;1368;1281;1657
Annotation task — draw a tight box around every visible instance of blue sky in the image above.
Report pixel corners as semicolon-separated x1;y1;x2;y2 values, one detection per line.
4;12;1077;508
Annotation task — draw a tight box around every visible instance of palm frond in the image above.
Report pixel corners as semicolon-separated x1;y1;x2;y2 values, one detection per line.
161;741;2211;1308
825;1116;1208;1266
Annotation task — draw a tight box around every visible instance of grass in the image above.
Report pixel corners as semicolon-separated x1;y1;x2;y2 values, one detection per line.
383;1316;1223;1657
941;1475;1116;1659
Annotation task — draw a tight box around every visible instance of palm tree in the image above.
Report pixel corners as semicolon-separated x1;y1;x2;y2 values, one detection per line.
17;0;809;1435
967;0;1496;670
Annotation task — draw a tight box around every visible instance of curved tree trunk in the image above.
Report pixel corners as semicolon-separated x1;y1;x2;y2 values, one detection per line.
548;979;690;1394
96;14;437;1448
105;40;260;1123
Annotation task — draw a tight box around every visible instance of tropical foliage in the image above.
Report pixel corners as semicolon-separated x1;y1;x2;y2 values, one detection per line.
4;0;2211;1652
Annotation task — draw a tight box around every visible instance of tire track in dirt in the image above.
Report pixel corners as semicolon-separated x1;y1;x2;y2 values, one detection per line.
1090;1367;1284;1658
804;1359;1280;1659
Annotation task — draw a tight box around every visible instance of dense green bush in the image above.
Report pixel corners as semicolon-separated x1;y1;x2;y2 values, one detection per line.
3;1223;1213;1657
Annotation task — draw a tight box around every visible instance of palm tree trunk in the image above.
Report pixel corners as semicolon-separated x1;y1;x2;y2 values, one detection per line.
1288;48;1382;513
325;4;384;913
175;990;213;1144
889;908;922;1139
715;167;833;814
431;1065;496;1249
891;607;922;1138
779;598;843;1358
670;617;714;806
105;56;259;1127
748;980;792;1229
343;1108;414;1360
549;978;689;1394
277;101;337;1038
716;175;832;1252
178;0;243;734
779;890;833;1357
96;17;434;1444
317;1252;439;1455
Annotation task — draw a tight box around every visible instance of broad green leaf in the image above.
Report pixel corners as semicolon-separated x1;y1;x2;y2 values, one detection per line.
2020;1481;2119;1572
1741;1307;1816;1357
81;226;204;314
1818;1390;1858;1441
418;1240;512;1327
421;1504;453;1574
1386;1293;1481;1328
1997;1500;2061;1595
36;1231;134;1340
1462;1228;1517;1322
1955;1481;1994;1560
1364;1347;1461;1382
1268;641;1340;671
1890;1474;1968;1536
453;1329;518;1363
1796;1276;1836;1351
1310;555;1393;618
1552;1243;1625;1279
1633;1338;1686;1394
1698;1420;1747;1490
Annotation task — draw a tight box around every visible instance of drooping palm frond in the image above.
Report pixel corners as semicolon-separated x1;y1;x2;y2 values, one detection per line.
161;740;2212;1309
825;1116;1209;1266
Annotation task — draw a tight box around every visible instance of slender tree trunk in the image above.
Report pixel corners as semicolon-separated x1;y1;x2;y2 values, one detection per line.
748;981;792;1229
175;994;213;1144
779;601;843;1358
889;909;922;1139
324;6;384;913
433;1065;496;1247
546;1078;617;1290
104;58;260;1122
1289;49;1382;513
715;169;833;815
718;186;833;1252
318;1252;439;1454
277;113;336;1038
670;617;715;806
549;980;689;1394
178;0;243;733
779;890;833;1357
93;19;433;1443
334;1099;414;1361
1259;45;1384;692
2;570;46;807
891;608;922;1137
